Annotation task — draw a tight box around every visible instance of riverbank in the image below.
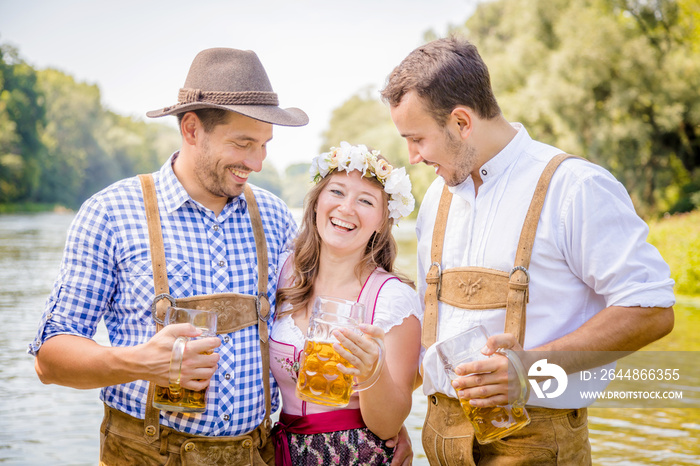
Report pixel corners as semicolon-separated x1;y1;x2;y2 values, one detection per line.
0;202;73;214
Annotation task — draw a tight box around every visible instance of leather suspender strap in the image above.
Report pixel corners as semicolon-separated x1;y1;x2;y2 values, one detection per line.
244;183;273;440
139;174;171;330
422;184;453;349
137;175;272;443
505;153;576;346
138;174;167;443
422;154;577;349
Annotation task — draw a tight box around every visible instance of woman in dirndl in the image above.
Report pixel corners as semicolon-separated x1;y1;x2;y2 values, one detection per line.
270;142;422;465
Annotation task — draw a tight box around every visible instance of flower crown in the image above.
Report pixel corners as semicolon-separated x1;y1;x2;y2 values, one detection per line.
309;141;415;222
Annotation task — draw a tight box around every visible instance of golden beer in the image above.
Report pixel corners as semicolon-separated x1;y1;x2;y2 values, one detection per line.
153;384;208;412
296;340;354;407
456;391;530;444
152;339;215;413
437;326;531;444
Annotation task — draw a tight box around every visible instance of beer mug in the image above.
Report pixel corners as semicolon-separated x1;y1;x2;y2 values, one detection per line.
295;296;385;407
152;307;217;413
436;325;530;444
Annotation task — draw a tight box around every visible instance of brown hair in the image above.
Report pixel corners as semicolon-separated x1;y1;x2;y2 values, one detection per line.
177;108;232;133
381;36;501;125
276;162;414;315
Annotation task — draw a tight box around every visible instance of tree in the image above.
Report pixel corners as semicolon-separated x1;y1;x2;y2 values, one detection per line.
36;68;109;206
35;67;177;208
0;42;180;209
0;44;45;203
455;0;700;216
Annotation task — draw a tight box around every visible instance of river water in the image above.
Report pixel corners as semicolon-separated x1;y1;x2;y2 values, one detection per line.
1;212;698;465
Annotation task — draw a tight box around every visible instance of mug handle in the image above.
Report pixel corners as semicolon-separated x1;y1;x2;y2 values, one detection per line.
495;348;530;407
169;336;189;395
352;337;385;392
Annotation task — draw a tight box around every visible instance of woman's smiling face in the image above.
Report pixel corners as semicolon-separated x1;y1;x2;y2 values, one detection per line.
315;170;386;258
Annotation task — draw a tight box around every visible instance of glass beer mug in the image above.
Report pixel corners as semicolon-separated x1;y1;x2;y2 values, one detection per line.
295;296;385;407
152;307;217;413
436;325;530;444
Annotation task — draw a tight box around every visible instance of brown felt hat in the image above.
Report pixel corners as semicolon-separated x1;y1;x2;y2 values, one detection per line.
147;48;308;126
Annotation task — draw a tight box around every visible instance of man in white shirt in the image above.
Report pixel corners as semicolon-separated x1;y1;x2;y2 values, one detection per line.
381;37;675;464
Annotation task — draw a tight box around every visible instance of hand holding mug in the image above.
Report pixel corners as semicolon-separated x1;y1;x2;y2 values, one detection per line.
169;328;220;392
436;325;530;444
296;296;385;407
451;332;525;408
332;323;385;382
152;307;219;413
146;323;204;387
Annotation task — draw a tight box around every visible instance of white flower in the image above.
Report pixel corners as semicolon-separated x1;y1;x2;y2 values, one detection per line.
346;145;369;175
384;167;411;195
384;168;415;222
310;152;331;179
388;194;415;221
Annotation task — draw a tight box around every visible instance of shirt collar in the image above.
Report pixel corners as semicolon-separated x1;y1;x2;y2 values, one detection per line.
157;152;248;216
449;123;532;199
480;123;530;176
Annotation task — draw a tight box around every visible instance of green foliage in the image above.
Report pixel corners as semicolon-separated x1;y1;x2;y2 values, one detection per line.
248;161;283;198
282;163;313;208
0;43;178;209
647;210;700;295
455;0;700;217
0;44;46;203
0;201;61;213
37;68;106;206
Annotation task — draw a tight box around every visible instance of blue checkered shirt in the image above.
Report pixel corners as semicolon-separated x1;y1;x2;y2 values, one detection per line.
29;153;295;436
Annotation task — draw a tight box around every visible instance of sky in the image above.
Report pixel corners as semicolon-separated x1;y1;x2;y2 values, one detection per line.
0;0;477;170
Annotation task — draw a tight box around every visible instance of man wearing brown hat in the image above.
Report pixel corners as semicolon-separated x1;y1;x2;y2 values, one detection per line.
29;48;307;464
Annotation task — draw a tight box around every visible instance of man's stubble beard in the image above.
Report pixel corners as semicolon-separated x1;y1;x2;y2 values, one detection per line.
443;129;477;187
194;135;245;200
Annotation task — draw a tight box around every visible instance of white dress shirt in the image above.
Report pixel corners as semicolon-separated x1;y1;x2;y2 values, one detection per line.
417;124;675;408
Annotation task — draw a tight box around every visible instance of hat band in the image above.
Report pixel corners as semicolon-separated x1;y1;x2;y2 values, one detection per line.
177;88;279;106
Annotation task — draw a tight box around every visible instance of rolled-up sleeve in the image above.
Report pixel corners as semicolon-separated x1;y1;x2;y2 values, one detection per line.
28;197;117;355
559;170;675;309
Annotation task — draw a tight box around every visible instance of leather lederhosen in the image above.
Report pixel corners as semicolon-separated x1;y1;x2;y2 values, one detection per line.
100;174;274;465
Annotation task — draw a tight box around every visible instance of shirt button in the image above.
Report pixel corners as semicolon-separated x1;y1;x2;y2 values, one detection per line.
223;414;230;421
224;373;231;380
213;224;220;231
481;169;488;176
219;260;225;267
224;336;230;343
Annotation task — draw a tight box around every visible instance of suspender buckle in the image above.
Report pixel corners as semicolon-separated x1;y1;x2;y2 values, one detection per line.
427;261;442;296
151;293;176;325
256;294;270;321
509;266;530;283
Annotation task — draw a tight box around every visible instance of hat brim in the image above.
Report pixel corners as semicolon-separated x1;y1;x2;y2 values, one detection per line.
146;102;309;127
